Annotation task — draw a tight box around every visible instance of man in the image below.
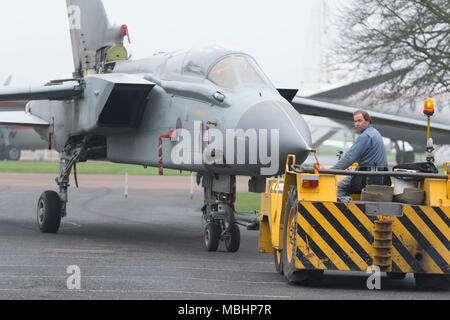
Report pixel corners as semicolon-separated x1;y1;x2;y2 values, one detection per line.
332;110;388;199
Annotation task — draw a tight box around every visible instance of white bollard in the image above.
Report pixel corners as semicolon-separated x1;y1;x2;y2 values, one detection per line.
190;172;194;200
125;172;129;199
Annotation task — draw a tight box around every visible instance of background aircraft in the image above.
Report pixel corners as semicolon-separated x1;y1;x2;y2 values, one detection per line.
0;76;48;160
297;85;450;163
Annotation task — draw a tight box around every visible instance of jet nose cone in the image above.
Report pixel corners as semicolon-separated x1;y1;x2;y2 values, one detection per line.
236;101;312;175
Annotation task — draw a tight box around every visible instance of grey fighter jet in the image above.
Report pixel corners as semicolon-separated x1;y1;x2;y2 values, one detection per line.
0;0;312;252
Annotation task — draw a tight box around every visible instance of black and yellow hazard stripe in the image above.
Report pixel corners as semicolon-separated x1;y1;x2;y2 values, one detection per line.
393;205;450;274
296;202;374;272
294;202;450;275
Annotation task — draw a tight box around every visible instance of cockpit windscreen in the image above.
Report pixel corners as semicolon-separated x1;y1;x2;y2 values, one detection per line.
208;55;273;89
208;57;238;89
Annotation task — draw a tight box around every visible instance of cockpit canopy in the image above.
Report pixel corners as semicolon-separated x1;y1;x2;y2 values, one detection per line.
208;55;273;89
163;44;273;89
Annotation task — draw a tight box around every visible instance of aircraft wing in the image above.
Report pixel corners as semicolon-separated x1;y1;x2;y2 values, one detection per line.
0;83;81;128
292;97;450;147
0;83;83;102
0;111;49;127
0;74;155;132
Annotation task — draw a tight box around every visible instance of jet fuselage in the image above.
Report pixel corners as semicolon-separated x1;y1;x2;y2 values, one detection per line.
29;45;312;176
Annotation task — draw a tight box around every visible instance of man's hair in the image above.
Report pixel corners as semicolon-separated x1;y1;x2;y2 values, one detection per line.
353;110;372;124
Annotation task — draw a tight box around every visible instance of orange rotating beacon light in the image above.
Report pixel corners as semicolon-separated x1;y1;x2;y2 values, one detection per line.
423;99;435;163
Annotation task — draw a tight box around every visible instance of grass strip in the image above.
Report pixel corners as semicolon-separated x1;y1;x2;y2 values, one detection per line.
0;161;190;176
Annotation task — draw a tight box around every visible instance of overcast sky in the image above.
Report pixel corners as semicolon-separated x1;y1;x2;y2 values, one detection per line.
0;0;345;91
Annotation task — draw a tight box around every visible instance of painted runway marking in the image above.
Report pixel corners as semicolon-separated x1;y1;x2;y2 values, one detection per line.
43;248;115;255
60;221;82;230
0;264;273;274
0;274;284;285
0;253;273;265
0;288;291;299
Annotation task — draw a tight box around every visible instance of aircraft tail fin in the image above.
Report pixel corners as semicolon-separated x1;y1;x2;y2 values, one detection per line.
66;0;130;77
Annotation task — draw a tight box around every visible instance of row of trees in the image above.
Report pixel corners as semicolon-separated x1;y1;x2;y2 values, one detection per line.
334;0;449;97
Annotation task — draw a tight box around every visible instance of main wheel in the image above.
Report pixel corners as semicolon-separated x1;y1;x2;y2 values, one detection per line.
37;191;62;234
282;186;323;285
225;224;240;252
204;222;221;252
5;146;21;161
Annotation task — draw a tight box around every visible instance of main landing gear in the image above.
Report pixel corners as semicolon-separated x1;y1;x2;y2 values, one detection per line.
0;145;21;161
36;139;86;233
202;173;240;252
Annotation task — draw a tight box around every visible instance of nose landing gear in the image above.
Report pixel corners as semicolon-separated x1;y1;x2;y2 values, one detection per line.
203;202;241;253
201;173;241;252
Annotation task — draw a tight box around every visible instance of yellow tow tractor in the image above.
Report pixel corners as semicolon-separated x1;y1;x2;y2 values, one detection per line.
259;100;450;289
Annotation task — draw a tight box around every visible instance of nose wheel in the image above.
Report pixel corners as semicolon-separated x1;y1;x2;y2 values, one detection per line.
204;222;221;251
224;223;240;252
203;204;240;252
201;173;241;252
